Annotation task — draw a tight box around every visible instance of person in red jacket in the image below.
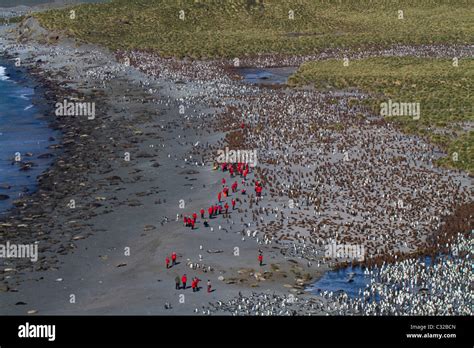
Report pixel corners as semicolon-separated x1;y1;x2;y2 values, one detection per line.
232;199;236;210
200;208;205;219
192;277;201;292
181;274;187;289
166;256;170;269
218;192;222;202
208;206;213;218
258;253;263;266
192;212;197;222
171;252;177;266
191;219;195;229
224;203;229;214
222;178;226;186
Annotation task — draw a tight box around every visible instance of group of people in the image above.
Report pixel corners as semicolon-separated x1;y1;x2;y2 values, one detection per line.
182;161;263;230
170;153;263;290
166;253;213;293
174;274;212;293
165;252;177;269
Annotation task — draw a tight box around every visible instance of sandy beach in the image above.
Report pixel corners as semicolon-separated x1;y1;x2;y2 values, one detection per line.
0;3;472;316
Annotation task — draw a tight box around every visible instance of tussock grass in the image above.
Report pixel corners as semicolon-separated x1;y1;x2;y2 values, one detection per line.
35;0;473;58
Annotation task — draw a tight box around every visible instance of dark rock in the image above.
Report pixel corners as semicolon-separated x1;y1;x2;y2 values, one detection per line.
37;153;54;159
106;176;122;181
136;151;153;158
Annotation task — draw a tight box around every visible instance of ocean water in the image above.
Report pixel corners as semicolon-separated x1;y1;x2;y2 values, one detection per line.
0;59;59;215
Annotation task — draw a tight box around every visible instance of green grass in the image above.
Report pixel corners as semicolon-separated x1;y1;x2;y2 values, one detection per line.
0;16;23;25
34;0;474;58
289;57;474;173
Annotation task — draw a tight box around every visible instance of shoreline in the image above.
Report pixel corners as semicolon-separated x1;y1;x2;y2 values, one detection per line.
0;53;62;217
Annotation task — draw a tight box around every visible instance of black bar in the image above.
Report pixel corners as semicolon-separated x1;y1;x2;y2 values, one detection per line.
0;316;471;346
